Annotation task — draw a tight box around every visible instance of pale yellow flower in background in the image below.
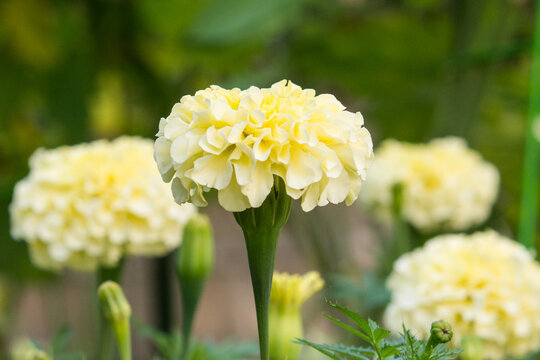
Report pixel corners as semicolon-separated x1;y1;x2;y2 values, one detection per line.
270;271;324;360
360;137;499;232
11;339;51;360
271;271;325;309
10;137;196;271
384;230;540;360
154;80;373;212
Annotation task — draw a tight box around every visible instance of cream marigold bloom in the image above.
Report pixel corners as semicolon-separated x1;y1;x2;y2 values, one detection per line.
154;80;373;212
10;137;196;271
360;137;499;232
271;271;324;309
384;230;540;359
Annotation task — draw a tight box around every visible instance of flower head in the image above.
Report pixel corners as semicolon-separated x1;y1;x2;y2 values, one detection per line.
271;271;324;309
270;271;324;360
360;137;499;232
384;230;540;359
10;137;196;271
154;80;373;212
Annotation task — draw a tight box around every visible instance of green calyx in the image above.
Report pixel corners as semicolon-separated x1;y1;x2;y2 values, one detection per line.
430;320;453;344
176;213;215;359
98;281;132;360
178;214;215;280
233;177;292;360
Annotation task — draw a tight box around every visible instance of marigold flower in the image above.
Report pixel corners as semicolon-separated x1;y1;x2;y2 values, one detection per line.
360;137;499;232
271;271;325;309
10;137;196;271
154;80;373;212
270;271;324;360
384;230;540;359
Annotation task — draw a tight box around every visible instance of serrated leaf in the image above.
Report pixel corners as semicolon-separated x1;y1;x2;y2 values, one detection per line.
327;301;373;338
323;314;372;343
381;344;400;358
373;327;391;342
294;339;350;360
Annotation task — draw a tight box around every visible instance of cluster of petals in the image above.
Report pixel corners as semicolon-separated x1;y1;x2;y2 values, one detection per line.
154;80;373;212
10;137;196;271
384;230;540;359
360;137;499;232
271;271;324;309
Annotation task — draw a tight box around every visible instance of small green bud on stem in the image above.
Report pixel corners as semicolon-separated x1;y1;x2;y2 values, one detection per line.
422;320;453;360
98;281;132;360
430;320;453;344
177;214;215;359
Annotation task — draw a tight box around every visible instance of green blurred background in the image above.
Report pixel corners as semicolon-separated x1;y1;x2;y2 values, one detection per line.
0;0;537;354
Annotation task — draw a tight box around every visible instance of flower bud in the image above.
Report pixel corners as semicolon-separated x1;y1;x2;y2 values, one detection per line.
430;320;453;344
98;281;132;360
176;214;215;358
461;335;484;360
269;271;324;360
177;214;214;280
98;281;131;323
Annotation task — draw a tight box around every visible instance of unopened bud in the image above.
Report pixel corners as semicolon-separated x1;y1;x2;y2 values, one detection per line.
98;281;132;360
176;213;215;358
98;281;131;323
430;320;453;344
177;214;214;280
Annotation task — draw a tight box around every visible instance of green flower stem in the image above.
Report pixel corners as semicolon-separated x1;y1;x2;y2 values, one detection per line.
112;319;131;360
180;278;204;359
269;305;302;360
234;178;292;360
519;2;540;249
177;214;214;359
96;262;124;360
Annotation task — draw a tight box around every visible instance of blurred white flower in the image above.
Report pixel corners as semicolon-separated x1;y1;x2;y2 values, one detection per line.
384;230;540;359
154;80;373;212
10;137;196;271
360;137;499;232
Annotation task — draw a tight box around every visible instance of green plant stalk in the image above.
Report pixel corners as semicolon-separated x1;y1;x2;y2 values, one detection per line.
269;305;302;360
112;318;132;360
96;262;124;360
180;277;204;359
519;1;540;250
233;178;292;360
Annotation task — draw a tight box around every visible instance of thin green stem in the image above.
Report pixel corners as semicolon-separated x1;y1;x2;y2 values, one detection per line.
233;178;292;360
96;262;124;360
519;1;540;250
180;278;204;359
112;320;132;360
242;227;280;360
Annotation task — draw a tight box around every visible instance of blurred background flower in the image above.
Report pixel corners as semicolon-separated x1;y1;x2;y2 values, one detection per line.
384;230;540;360
360;137;499;233
10;137;196;271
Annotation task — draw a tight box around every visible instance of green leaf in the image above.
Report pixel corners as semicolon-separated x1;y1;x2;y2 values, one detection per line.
293;339;351;360
372;326;391;343
323;314;372;344
381;344;400;358
188;0;303;45
327;301;374;338
51;325;72;355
